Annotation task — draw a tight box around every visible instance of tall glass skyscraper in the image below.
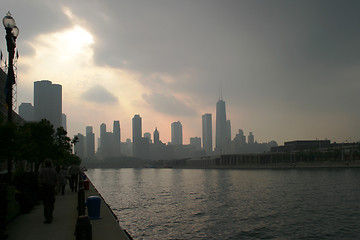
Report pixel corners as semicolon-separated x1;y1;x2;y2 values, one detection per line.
202;113;212;154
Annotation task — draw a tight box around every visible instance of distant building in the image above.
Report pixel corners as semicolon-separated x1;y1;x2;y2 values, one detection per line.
271;140;331;152
202;113;212;154
153;127;160;144
62;113;67;130
171;121;183;145
144;132;151;143
19;103;34;121
226;119;231;143
74;133;85;159
190;137;201;151
248;132;254;144
132;114;142;157
34;80;62;130
100;123;106;148
113;120;121;156
85;126;95;158
215;99;227;154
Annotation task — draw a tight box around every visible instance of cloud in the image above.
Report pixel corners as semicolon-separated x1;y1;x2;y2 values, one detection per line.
142;93;197;117
81;85;118;104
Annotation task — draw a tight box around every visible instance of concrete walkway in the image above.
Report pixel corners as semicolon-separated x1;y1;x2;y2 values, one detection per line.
6;181;130;240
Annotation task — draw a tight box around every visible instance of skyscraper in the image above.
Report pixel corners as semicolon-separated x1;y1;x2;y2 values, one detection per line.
144;132;151;143
74;133;85;159
132;114;142;157
226;119;231;143
248;132;254;144
19;103;34;121
85;126;95;158
153;127;160;144
62;113;67;130
171;121;183;145
190;137;201;151
216;99;227;153
202;113;212;154
34;80;62;130
113;120;121;156
100;123;106;148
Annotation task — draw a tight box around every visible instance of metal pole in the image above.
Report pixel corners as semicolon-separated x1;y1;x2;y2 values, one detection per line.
5;26;15;178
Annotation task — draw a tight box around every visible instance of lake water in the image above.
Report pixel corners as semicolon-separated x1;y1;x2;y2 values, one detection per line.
86;168;360;239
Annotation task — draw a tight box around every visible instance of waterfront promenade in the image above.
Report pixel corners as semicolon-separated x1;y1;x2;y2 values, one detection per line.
6;180;130;240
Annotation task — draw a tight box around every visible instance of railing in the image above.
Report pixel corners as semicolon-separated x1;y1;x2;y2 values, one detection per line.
75;173;91;240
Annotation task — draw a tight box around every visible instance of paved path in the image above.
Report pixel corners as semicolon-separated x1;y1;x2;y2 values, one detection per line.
6;180;130;240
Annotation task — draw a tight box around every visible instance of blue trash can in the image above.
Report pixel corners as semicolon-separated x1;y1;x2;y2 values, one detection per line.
86;196;101;220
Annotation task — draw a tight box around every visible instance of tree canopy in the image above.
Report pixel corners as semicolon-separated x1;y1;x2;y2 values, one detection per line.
0;119;81;173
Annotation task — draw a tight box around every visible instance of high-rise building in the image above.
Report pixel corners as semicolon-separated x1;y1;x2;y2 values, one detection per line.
202;113;212;154
248;132;254;144
153;127;160;144
171;121;183;145
85;126;95;158
74;133;85;159
215;99;227;153
226;119;231;143
100;123;106;148
144;132;151;143
19;103;34;121
62;113;67;130
132;114;142;157
113;120;121;156
34;80;62;130
190;137;201;151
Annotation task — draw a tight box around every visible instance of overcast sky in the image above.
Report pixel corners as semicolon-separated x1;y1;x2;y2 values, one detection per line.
2;0;360;145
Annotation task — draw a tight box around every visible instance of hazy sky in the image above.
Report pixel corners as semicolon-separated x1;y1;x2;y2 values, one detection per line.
2;0;360;145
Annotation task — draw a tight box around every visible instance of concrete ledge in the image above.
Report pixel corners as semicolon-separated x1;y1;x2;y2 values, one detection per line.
84;178;131;240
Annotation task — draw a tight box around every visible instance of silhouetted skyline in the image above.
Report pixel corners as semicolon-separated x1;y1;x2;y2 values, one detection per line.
2;1;359;145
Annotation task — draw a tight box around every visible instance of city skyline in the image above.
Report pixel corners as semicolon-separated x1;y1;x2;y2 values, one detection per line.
2;1;359;145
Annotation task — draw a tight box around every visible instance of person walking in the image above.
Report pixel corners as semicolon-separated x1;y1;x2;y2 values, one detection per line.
38;159;57;224
57;166;68;195
68;164;81;192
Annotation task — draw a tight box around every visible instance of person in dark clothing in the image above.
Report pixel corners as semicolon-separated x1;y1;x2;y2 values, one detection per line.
38;159;57;224
68;164;81;192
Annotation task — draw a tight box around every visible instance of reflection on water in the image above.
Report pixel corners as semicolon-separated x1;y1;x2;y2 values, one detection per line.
87;168;360;240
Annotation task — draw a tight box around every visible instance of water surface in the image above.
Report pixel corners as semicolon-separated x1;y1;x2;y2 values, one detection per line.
86;168;360;239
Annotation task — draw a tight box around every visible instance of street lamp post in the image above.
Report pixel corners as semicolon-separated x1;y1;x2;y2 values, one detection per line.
3;11;19;178
3;11;18;123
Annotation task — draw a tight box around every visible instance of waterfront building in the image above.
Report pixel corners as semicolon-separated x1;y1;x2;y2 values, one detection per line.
153;127;160;144
215;99;227;154
85;126;95;158
62;113;67;130
171;121;183;145
132;114;142;157
113;120;121;156
34;80;62;130
226;119;231;143
248;132;254;144
144;132;151;143
202;113;212;154
190;137;201;151
19;103;34;121
74;133;85;159
100;123;106;148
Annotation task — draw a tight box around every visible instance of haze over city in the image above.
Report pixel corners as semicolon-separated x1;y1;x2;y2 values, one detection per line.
2;0;359;145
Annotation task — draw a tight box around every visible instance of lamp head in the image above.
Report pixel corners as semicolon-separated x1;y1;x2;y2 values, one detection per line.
11;26;19;38
3;11;16;29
